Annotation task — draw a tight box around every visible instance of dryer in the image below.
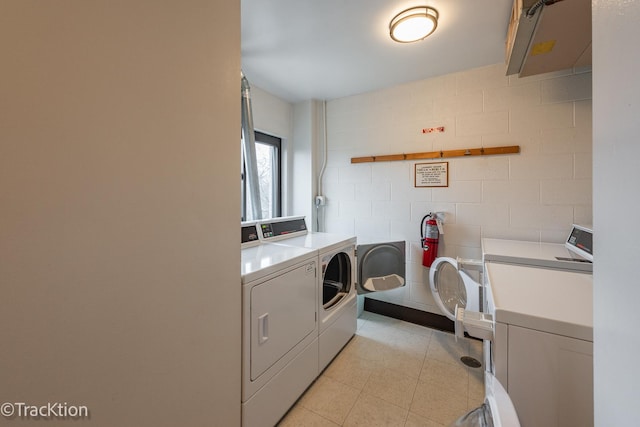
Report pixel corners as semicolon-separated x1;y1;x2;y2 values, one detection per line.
240;222;319;427
259;216;406;370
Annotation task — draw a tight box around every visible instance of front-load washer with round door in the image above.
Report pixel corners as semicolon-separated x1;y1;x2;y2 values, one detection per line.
428;256;480;322
427;257;521;427
451;372;520;427
429;253;593;427
260;216;406;370
240;222;320;427
428;258;520;427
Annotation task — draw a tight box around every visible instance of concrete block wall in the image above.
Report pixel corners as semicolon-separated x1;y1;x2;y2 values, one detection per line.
322;63;592;314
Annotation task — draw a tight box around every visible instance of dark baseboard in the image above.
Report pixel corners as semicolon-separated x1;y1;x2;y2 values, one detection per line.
363;298;455;333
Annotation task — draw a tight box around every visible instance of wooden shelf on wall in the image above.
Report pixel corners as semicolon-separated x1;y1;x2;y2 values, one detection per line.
351;145;520;164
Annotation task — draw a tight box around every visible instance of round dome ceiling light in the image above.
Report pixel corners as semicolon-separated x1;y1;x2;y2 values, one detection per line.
389;6;439;43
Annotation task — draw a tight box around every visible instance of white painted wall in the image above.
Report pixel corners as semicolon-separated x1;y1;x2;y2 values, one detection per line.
292;100;328;229
323;63;592;314
251;86;294;139
592;1;640;424
291;101;316;224
250;86;294;216
0;2;240;425
251;89;325;224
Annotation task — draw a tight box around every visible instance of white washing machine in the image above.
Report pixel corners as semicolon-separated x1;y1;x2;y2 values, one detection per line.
482;224;593;273
259;216;406;370
240;222;319;427
452;372;521;427
429;224;594;324
483;263;593;427
428;225;594;427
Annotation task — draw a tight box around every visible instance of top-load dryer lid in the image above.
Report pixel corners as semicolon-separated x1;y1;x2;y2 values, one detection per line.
565;224;593;262
429;257;479;321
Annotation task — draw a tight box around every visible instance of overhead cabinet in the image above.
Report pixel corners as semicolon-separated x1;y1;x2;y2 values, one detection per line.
506;0;591;77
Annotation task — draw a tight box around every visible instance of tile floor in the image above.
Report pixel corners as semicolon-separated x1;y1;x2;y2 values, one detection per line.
278;311;485;427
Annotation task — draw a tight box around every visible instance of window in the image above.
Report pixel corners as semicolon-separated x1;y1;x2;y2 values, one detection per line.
241;131;282;221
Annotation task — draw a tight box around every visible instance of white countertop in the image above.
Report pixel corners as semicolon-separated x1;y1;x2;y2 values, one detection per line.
485;262;593;341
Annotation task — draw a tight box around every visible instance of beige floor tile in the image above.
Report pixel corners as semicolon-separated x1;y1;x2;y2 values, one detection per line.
467;392;485;411
420;358;469;393
322;350;375;390
387;328;430;356
358;320;429;351
340;335;392;363
362;366;419;409
353;323;429;379
356;314;402;335
426;330;470;365
343;393;408;427
468;338;484;362
410;378;469;425
299;376;360;425
277;405;340;427
356;316;420;342
357;320;402;343
374;346;425;379
292;313;489;426
468;367;485;409
404;411;445;427
395;320;435;339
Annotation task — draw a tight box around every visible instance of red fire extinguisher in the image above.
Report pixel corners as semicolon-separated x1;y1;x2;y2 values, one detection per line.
421;213;439;268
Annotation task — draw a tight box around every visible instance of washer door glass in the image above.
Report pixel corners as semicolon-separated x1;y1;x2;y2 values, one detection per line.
429;257;467;321
323;252;351;309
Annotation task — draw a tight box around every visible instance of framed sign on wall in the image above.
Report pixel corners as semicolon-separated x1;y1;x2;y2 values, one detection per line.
415;162;448;188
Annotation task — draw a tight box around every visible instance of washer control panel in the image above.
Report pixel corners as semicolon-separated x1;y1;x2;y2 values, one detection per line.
241;222;261;248
565;224;593;262
259;216;308;241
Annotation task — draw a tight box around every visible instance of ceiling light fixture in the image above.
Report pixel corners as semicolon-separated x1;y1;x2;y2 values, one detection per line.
389;6;439;43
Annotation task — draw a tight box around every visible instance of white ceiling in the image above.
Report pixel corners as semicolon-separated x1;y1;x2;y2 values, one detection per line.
241;0;513;103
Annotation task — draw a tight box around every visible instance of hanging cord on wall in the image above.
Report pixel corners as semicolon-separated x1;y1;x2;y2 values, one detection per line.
315;100;329;232
318;100;328;200
526;0;565;18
